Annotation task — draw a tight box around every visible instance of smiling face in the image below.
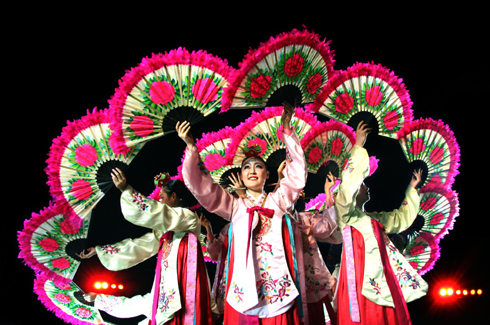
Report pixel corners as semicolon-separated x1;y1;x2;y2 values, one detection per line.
240;157;269;194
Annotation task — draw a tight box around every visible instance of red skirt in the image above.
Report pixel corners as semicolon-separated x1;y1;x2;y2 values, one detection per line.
336;227;399;325
164;234;213;325
222;218;300;325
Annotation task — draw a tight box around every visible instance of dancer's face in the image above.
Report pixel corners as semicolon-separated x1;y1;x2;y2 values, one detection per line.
356;183;370;205
159;188;179;207
240;157;269;192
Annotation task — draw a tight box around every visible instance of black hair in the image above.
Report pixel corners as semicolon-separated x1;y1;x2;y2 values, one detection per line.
161;179;198;208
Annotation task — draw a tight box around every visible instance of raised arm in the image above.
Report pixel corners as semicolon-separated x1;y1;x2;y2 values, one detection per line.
178;121;235;220
369;169;422;234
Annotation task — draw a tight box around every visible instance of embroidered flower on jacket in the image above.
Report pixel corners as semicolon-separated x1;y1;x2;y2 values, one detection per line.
100;244;121;255
369;278;381;295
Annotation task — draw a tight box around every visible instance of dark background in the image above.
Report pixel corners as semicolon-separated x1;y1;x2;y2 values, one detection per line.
6;5;487;325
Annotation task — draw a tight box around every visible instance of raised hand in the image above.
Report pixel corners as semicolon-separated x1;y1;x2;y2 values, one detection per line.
277;160;287;182
176;121;195;148
355;121;372;147
324;171;337;193
111;168;127;191
410;168;423;189
282;100;295;130
228;172;246;198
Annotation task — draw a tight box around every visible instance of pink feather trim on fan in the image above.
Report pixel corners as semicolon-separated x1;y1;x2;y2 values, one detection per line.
368;156;379;176
44;108;109;211
406;232;441;276
108;47;234;154
221;28;335;112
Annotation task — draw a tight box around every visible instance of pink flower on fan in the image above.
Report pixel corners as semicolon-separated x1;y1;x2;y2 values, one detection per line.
204;153;224;171
429;146;444;164
51;257;71;270
330;138;343;156
308;147;322;164
250;74;271;98
384;110;400;130
284;53;304;77
421;197;437;211
246;138;267;156
75;144;98;167
39;237;59;252
409;138;425;155
60;216;82;235
70;179;94;201
334;92;354;114
276;124;284;142
54;293;71;304
149;80;175;105
130;115;155;138
75;307;92;318
365;85;384;106
307;73;322;94
430;212;445;225
192;77;219;103
410;245;425;256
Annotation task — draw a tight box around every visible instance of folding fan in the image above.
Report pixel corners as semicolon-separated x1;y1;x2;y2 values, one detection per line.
300;119;356;178
18;202;91;284
397;118;460;188
33;274;109;325
415;184;460;240
308;62;413;138
109;48;233;153
221;29;335;111
45;108;143;219
225;106;320;167
194;126;240;186
402;232;441;276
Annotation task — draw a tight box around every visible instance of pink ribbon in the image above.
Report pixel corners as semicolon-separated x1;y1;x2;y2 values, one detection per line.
371;220;411;325
342;224;360;322
245;206;274;264
152;231;173;325
183;233;198;324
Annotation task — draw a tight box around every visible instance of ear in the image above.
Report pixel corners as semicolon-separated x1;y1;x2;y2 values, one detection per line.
266;171;270;179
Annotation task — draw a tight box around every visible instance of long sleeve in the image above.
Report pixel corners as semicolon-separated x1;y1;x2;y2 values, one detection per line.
95;231;161;271
335;145;370;224
182;145;235;221
311;206;343;244
368;185;421;234
95;293;152;320
120;185;199;236
272;128;307;211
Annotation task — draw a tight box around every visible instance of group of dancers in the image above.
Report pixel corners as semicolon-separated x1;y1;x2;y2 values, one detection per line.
77;103;428;325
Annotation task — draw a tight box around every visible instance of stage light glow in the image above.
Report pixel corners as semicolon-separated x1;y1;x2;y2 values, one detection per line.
94;282;102;289
470;289;475;295
463;290;468;295
111;284;116;289
118;284;124;290
456;290;461;295
439;288;447;296
102;282;108;289
447;288;454;296
477;289;482;295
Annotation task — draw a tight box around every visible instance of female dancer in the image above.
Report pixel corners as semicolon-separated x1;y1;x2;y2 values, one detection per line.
78;175;215;325
178;103;306;324
335;121;428;325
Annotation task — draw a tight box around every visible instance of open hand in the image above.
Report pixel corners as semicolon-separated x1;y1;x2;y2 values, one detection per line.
410;168;423;189
355;121;372;147
111;168;127;191
228;172;246;198
176;121;195;148
324;172;337;193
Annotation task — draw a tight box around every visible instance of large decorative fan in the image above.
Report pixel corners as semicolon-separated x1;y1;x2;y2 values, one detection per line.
194;126;239;185
18;202;91;284
45;108;143;219
308;62;413;138
397;118;460;188
221;29;335;111
402;232;441;276
33;274;110;325
225;106;320;167
416;184;460;240
300;119;356;177
109;48;233;153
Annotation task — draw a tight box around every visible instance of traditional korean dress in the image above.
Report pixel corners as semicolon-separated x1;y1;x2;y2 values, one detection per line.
207;223;231;315
93;185;214;325
182;129;306;324
335;145;428;325
292;201;342;325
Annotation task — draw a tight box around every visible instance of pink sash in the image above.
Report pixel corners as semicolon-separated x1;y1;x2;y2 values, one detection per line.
342;225;360;322
152;231;173;325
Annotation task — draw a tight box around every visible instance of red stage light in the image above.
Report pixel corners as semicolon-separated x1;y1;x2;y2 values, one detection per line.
118;284;124;290
477;289;482;295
